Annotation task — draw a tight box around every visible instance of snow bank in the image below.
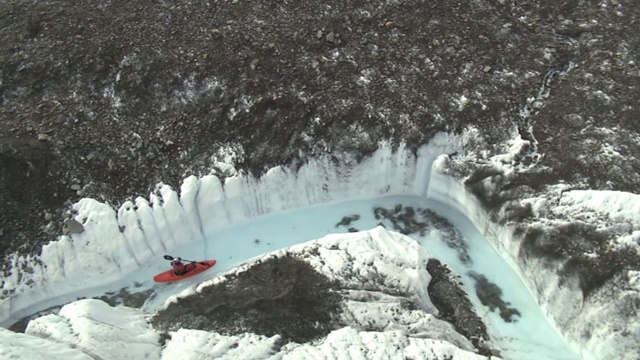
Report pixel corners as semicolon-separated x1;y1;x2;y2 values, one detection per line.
552;190;640;247
281;327;492;360
167;327;495;360
18;309;494;360
25;299;160;360
0;327;91;360
162;329;281;359
301;226;436;313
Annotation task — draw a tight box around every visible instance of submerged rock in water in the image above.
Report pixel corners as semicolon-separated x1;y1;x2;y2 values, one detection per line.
427;259;493;357
468;271;521;323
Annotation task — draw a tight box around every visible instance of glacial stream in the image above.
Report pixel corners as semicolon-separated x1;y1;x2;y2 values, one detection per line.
2;141;583;360
133;195;581;360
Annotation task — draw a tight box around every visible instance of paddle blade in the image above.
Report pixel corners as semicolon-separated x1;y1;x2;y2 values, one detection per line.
163;255;174;260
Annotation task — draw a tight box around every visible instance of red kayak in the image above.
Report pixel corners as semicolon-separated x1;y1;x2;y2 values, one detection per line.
153;260;217;283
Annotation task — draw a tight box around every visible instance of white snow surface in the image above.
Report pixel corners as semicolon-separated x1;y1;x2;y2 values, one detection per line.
0;128;636;359
163;327;488;360
0;327;91;360
26;299;160;360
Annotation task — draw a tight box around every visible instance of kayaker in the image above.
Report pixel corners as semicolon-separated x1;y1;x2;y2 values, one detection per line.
171;257;187;275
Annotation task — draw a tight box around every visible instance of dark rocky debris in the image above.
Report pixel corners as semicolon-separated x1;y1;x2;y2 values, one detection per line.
374;205;471;264
427;259;493;357
468;271;521;323
335;214;360;228
152;255;342;344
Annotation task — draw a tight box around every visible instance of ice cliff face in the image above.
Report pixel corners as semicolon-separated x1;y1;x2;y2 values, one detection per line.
18;227;495;360
431;150;640;360
0;135;464;325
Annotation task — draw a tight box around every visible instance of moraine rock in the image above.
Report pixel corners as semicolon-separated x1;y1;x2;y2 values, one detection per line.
325;31;335;43
62;219;84;235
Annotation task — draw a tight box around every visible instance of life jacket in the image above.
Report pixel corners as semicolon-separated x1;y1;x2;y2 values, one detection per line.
171;260;186;274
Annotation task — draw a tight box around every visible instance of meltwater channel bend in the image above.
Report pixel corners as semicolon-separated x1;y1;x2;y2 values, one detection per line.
136;195;581;360
2;138;581;360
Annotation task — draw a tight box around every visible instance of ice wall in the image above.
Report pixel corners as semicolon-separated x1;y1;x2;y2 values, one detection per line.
0;131;473;326
426;157;639;360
